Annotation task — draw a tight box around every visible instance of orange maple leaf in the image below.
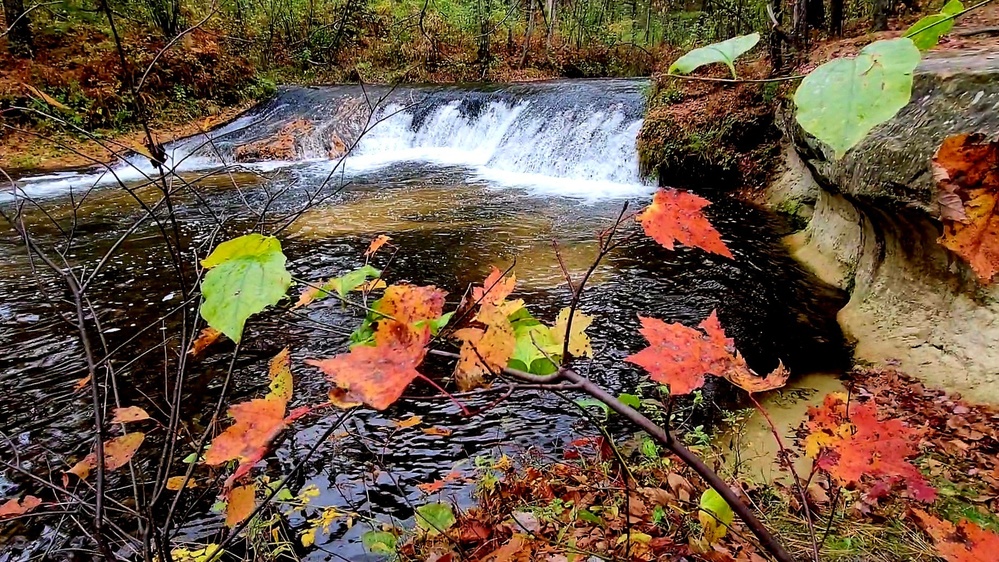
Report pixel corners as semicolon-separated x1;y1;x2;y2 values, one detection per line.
226;483;256;528
307;339;427;411
205;350;295;483
805;394;936;502
365;234;392;257
625;311;747;395
373;283;447;347
472;266;517;305
637;189;733;258
913;509;999;562
66;432;146;481
189;327;223;357
934;133;999;283
0;495;42;519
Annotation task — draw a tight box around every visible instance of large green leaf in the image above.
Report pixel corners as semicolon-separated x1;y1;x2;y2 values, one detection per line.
668;33;760;78
415;502;456;535
200;234;291;342
794;38;921;159
905;0;963;50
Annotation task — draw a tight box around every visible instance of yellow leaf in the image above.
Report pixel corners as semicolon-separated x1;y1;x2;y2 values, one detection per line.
166;476;197;490
267;348;293;403
171;544;224;562
393;415;423;429
22;83;71;112
551;307;594;358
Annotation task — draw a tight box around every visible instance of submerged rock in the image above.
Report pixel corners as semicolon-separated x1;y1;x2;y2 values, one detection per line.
768;48;999;404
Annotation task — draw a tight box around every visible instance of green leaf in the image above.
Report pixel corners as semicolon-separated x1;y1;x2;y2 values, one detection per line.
576;398;610;418
617;393;641;409
578;508;603;526
415;311;453;336
640;438;659;460
698;488;734;544
668;33;760;78
510;322;560;373
361;530;397;554
415;502;456;535
200;234;291;342
905;0;962;50
794;38;921;159
329;265;381;298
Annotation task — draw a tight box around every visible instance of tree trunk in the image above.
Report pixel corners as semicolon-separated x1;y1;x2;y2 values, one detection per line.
3;0;33;57
828;0;843;35
791;0;808;48
872;0;892;31
806;0;824;28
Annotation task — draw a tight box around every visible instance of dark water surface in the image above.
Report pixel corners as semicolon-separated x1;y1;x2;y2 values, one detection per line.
0;80;847;560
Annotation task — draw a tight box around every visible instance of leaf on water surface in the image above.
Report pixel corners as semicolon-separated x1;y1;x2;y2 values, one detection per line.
726;360;790;393
637;189;733;258
905;0;963;50
625;311;748;395
393;415;422;429
200;234;291;342
423;426;452;437
365;234;392;257
933;134;999;283
794;38;921;158
189;327;223;357
170;544;224;562
166;476;198;490
912;508;999;562
0;495;42;519
67;432;146;481
472;266;517;305
205;349;295;482
804;393;936;502
416;502;457;535
111;406;151;424
225;483;256;528
668;33;760;78
307;339;427;410
454;303;516;390
551;307;593;358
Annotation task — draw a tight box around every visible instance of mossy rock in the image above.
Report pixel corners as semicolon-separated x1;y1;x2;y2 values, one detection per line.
638;79;781;190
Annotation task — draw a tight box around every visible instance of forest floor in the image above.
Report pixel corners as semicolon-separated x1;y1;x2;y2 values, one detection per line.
403;368;999;561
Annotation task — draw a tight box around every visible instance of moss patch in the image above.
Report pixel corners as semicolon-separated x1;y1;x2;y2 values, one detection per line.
638;71;783;190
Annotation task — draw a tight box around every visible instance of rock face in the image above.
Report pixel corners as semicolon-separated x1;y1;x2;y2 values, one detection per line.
768;48;999;404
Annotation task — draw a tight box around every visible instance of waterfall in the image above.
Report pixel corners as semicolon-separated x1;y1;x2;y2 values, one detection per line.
5;79;652;201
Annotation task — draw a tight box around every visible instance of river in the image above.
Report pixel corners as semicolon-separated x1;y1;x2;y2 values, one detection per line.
0;79;848;560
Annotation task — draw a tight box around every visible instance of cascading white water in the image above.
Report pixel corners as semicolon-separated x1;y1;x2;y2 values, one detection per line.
4;80;653;201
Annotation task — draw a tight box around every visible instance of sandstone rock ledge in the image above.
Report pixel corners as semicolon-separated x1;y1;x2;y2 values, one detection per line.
766;49;999;404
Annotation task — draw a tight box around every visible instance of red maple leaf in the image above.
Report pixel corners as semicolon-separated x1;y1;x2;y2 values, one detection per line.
637;189;733;258
625;311;747;395
307;339;427;411
804;394;936;502
913;509;999;562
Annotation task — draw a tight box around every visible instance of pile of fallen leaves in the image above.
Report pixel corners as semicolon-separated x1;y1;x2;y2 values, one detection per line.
848;367;999;517
402;442;768;562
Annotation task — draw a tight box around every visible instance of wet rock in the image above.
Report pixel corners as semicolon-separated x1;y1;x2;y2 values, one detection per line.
769;49;999;404
233;118;314;162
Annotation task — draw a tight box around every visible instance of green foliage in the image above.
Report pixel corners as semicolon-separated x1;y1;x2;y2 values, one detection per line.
361;530;398;554
794;38;921;158
698;488;734;543
415;503;456;535
508;308;560;375
200;234;291;342
669;33;760;78
906;0;963;50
